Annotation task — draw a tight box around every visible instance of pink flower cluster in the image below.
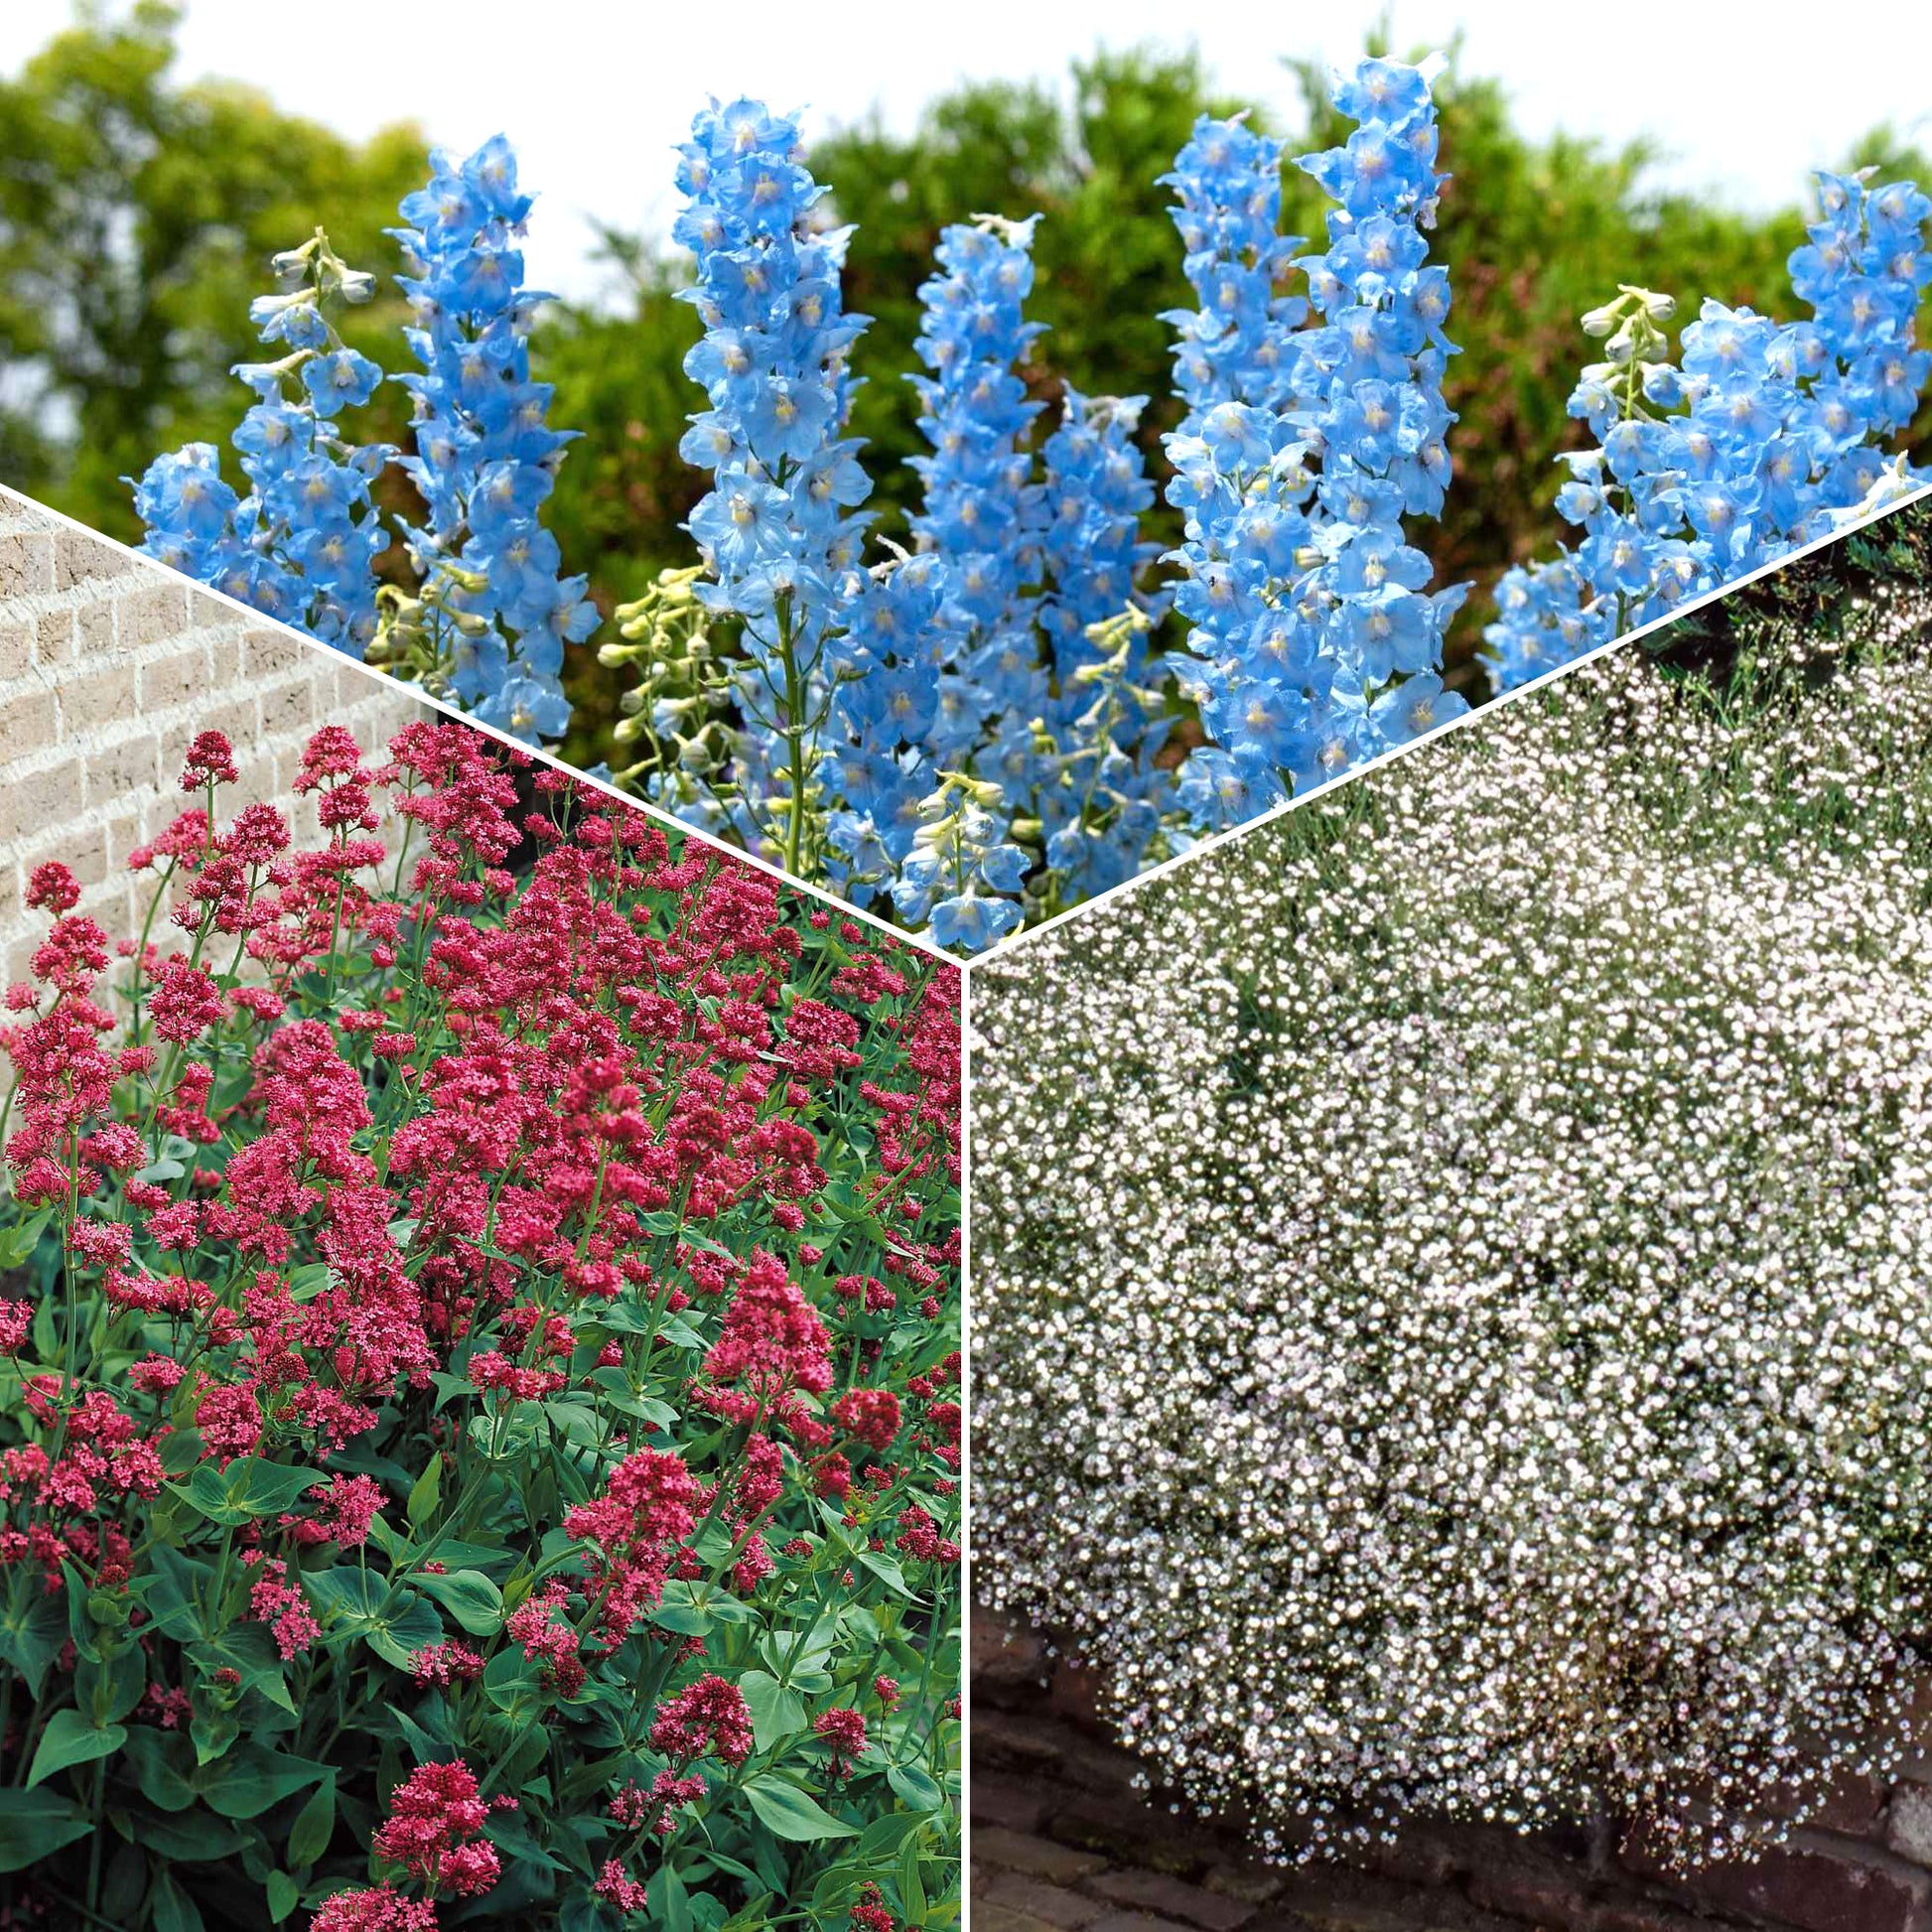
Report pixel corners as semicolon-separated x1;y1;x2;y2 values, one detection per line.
0;720;962;1928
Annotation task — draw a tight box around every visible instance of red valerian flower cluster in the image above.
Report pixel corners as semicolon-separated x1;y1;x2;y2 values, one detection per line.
0;722;961;1930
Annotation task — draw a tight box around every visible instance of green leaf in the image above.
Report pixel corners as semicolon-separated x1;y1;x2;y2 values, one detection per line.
649;1858;693;1932
286;1262;334;1302
189;1708;238;1767
143;1543;209;1641
306;1568;443;1670
75;1641;146;1727
414;1567;502;1636
649;1597;712;1638
198;1741;330;1820
856;1810;927;1860
26;1708;125;1787
0;1788;91;1871
0;1585;69;1698
856;1550;911;1596
897;1831;929;1925
151;1868;207;1932
0;1206;53;1269
739;1669;806;1754
592;1300;660;1336
483;1642;539;1712
136;1810;249;1863
266;1870;301;1922
287;1774;337;1868
172;1456;322;1527
886;1761;944;1813
120;1725;198;1811
406;1453;443;1529
742;1775;860;1842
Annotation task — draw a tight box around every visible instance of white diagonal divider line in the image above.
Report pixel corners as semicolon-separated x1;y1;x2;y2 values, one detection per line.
957;965;976;1865
21;478;1926;977
964;482;1932;973
0;483;959;969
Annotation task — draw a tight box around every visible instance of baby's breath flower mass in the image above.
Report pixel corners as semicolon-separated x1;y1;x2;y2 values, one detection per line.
973;529;1932;1867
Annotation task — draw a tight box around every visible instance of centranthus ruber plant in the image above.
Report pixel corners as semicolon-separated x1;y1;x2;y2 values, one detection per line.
0;723;961;1931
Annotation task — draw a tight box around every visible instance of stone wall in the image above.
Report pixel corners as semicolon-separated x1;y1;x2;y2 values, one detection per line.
0;486;427;982
972;1607;1932;1932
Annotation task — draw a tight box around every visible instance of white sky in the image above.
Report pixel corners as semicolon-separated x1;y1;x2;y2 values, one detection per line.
5;1;1931;305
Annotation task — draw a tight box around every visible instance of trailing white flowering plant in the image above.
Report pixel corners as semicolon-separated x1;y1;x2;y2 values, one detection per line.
971;507;1932;1867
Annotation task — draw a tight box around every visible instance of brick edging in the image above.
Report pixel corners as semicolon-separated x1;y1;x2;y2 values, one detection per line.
0;486;427;976
972;1605;1932;1932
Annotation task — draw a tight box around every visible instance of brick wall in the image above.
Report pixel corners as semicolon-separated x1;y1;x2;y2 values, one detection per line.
974;1607;1932;1932
0;485;427;983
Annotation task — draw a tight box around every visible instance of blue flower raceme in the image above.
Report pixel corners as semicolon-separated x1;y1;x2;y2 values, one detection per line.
671;97;876;880
908;215;1047;659
133;235;392;654
818;214;1048;936
133;150;585;748
1486;170;1932;690
386;136;588;741
895;215;1048;932
1162;114;1307;416
1163;58;1467;833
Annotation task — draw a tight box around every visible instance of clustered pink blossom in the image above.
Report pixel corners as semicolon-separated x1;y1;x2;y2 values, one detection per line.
0;721;961;1925
814;1707;870;1781
648;1673;756;1766
371;1758;513;1897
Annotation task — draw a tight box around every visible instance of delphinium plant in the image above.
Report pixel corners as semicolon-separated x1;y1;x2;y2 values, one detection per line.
1485;170;1932;689
135;138;583;748
130;68;1932;953
1161;60;1468;831
972;503;1932;1868
0;721;961;1930
375;136;597;741
130;233;393;657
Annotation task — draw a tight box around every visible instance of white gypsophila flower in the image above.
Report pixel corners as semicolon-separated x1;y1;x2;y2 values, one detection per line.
971;590;1932;1869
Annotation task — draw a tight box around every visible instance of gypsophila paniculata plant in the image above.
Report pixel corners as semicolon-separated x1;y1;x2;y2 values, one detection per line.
0;724;961;1930
131;71;1931;953
972;545;1932;1867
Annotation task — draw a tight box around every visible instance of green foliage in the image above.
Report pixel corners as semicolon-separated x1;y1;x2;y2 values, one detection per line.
0;0;426;542
5;11;1927;739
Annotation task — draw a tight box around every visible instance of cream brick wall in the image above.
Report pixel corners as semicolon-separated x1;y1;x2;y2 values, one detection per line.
0;485;428;985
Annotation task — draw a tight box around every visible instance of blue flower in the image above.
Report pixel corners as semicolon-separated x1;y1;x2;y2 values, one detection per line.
1164;57;1464;824
302;347;383;416
1487;171;1930;691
